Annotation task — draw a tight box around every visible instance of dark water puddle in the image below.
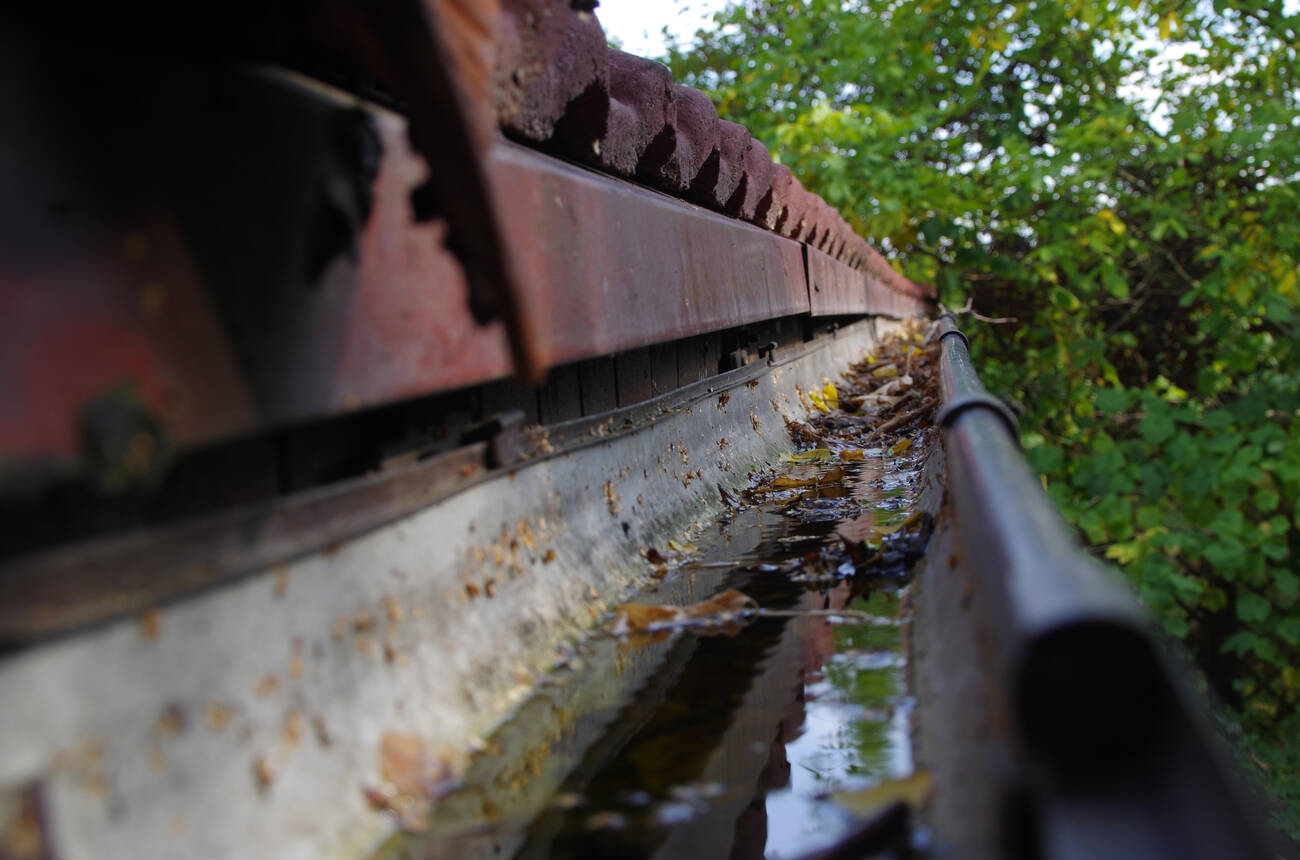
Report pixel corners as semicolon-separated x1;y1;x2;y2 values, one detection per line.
384;434;934;860
517;455;924;860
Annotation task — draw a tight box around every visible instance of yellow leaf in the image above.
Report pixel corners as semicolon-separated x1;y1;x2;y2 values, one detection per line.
872;364;899;380
779;449;834;463
773;466;845;488
889;438;913;456
840;449;865;461
821;382;840;411
831;770;934;818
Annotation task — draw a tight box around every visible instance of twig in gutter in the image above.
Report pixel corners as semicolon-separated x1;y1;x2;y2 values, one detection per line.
754;608;877;623
864;398;935;442
943;298;1017;324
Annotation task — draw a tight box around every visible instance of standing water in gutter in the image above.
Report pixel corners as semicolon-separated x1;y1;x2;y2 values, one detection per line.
378;322;943;860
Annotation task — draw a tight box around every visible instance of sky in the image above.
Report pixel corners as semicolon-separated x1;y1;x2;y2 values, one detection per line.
595;0;730;58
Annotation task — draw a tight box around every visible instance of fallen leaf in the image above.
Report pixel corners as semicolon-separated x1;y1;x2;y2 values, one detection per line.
809;389;830;413
872;364;899;380
611;603;680;633
772;465;846;488
889;438;913;456
831;770;934;818
778;448;834;463
611;589;759;636
643;547;685;566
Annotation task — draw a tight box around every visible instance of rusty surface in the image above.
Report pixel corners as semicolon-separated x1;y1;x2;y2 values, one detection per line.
0;69;512;473
347;0;546;381
865;266;934;318
0;67;258;473
688;119;747;211
775;175;810;240
2;5;937;480
490;141;810;364
806;245;869;316
249;103;516;425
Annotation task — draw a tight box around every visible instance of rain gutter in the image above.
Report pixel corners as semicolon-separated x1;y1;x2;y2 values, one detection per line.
935;314;1274;857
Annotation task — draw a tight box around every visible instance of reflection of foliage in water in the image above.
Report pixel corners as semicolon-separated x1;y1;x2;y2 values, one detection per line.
849;719;892;779
824;662;898;711
855;591;899;618
833;621;899;653
824;588;907;783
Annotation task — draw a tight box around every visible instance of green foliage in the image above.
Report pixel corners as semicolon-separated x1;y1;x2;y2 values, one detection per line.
659;0;1300;837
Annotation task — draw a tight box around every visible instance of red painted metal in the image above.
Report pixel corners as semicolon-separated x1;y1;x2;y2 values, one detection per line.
0;84;515;469
807;245;869;316
865;267;933;318
177;106;511;430
491;142;810;364
0;86;258;469
2;32;933;479
249;110;516;425
806;245;931;318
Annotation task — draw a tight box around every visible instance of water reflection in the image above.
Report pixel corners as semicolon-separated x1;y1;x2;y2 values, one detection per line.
513;453;922;859
391;447;927;860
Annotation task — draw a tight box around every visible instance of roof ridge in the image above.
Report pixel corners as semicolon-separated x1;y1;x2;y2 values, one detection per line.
487;0;935;301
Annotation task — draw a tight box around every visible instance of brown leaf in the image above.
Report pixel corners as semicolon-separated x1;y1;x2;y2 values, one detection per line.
642;547;685;566
611;589;759;636
771;465;846;489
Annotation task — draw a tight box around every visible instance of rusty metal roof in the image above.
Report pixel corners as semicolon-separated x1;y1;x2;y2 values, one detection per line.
0;1;935;482
487;0;934;302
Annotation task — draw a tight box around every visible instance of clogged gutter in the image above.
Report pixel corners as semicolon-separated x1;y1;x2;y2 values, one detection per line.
384;321;944;859
617;319;941;636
